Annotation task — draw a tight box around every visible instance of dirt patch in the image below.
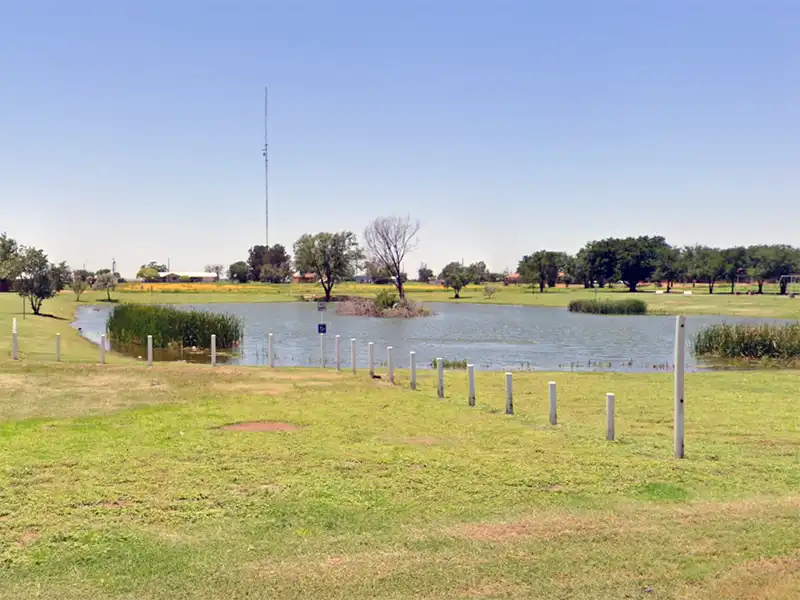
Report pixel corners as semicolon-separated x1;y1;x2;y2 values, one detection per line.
220;421;300;432
698;556;800;600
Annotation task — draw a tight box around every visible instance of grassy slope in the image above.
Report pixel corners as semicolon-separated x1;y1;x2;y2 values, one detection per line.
108;281;800;319
0;293;798;598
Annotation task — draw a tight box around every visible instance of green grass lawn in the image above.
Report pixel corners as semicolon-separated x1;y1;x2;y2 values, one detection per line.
1;293;798;598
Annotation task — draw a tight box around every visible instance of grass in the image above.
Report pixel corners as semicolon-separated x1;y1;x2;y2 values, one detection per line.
568;298;648;315
1;307;799;598
1;292;799;598
107;304;243;349
694;322;800;360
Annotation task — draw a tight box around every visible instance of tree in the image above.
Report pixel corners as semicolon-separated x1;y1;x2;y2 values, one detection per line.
259;263;292;283
17;247;61;314
93;271;118;301
204;264;225;279
466;261;489;284
0;232;20;292
364;215;420;299
364;259;392;284
71;277;89;301
247;244;292;283
72;269;95;286
613;236;665;292
721;246;749;294
582;240;617;288
418;263;434;283
228;261;250;284
559;254;577;287
136;266;160;282
140;261;167;273
439;262;471;298
571;250;593;288
747;245;798;294
518;251;559;293
293;232;364;302
652;246;683;293
695;246;726;294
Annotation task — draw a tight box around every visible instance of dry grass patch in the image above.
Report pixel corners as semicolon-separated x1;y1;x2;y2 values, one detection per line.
688;556;800;600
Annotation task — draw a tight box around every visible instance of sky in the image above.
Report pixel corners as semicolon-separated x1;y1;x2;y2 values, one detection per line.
1;1;798;278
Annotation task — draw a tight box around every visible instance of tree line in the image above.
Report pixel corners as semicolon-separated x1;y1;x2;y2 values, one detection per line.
518;237;800;295
0;232;120;314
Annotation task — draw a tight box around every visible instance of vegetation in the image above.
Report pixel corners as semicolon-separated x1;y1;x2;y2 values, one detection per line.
70;276;89;301
228;260;250;283
293;231;365;301
417;262;433;283
694;322;800;360
363;214;420;299
373;288;398;310
483;285;497;299
1;353;798;599
431;357;468;369
568;298;648;315
204;263;225;279
439;261;471;298
106;304;243;349
519;250;561;292
93;270;118;301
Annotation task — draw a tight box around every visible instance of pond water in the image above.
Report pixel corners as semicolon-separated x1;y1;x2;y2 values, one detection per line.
72;302;788;372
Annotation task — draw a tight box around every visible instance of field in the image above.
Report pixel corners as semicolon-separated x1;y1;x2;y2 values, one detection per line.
103;281;800;319
1;294;799;599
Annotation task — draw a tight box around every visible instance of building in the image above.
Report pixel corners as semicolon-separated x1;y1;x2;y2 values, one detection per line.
292;272;317;284
155;271;219;283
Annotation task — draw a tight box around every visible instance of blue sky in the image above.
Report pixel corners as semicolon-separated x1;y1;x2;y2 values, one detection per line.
1;1;798;277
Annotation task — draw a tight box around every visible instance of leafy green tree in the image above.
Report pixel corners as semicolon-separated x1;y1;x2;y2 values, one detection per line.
418;263;434;283
571;250;593;288
93;271;118;301
466;261;489;284
247;244;292;282
439;262;471;298
695;246;726;294
518;251;559;293
721;246;749;294
613;236;666;292
293;231;365;302
72;269;95;286
364;259;392;284
0;232;21;292
582;240;618;288
652;246;683;292
747;245;799;294
228;261;250;284
71;277;89;301
136;266;160;282
259;263;292;283
16;247;60;314
140;261;167;273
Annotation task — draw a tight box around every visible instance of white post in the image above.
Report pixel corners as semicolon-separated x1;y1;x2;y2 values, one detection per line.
211;334;217;367
268;333;274;367
100;334;106;364
674;315;686;458
387;346;394;383
335;335;341;371
437;358;444;398
147;335;153;366
350;338;356;374
468;364;476;406
320;332;325;368
12;318;18;360
410;351;417;390
505;372;513;415
368;342;375;377
549;381;557;425
56;333;61;361
606;392;616;441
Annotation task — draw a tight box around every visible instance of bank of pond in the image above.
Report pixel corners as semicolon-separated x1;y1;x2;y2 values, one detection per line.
73;301;800;372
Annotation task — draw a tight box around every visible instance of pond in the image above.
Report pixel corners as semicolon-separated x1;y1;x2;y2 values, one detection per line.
73;302;787;373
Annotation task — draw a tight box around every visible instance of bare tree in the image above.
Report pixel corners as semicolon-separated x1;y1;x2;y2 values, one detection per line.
204;264;225;280
364;215;420;299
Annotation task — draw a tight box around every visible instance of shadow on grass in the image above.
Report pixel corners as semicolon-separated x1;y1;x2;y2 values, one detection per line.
36;312;69;321
97;298;120;304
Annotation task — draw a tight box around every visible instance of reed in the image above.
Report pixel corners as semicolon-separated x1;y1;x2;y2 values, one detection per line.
568;298;647;315
106;304;243;349
693;322;800;359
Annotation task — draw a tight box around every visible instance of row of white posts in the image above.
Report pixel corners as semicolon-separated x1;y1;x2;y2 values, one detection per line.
8;316;688;458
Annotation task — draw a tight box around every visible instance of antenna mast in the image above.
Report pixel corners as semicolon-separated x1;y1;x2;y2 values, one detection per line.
262;86;269;248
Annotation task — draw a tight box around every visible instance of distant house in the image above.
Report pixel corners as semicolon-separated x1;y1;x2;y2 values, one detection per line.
292;272;318;284
504;273;522;285
353;275;372;284
156;271;218;283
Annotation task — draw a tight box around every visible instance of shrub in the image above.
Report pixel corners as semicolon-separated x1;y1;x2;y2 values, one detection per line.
484;285;497;299
431;358;468;369
694;322;800;360
107;304;243;349
374;289;399;311
568;298;647;315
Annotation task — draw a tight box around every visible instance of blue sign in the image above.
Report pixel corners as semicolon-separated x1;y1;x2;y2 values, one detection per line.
318;323;327;334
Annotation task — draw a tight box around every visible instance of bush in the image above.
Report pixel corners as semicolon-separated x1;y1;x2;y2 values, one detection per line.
568;298;647;315
483;285;497;299
107;304;243;349
694;322;800;360
431;358;468;369
374;289;399;311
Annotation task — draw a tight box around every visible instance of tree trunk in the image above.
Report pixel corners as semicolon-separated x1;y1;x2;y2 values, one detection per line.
30;295;42;315
780;280;788;295
730;280;735;294
757;280;764;294
708;280;715;294
666;280;673;293
396;277;405;299
539;280;545;293
454;289;460;299
323;283;332;302
627;281;637;292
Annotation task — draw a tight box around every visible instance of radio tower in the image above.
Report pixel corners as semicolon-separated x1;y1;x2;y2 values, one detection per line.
262;86;269;248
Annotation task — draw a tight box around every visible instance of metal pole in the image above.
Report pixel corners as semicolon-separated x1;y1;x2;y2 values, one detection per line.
147;335;153;366
674;315;686;458
468;364;476;406
387;346;394;383
211;334;217;367
268;332;274;367
100;334;106;364
351;338;356;374
56;333;61;361
437;358;444;398
409;351;416;390
335;335;341;371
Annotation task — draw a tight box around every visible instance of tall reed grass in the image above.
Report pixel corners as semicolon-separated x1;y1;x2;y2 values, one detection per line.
568;298;647;315
107;304;243;349
693;322;800;359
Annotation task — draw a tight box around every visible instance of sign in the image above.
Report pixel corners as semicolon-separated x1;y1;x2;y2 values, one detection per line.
317;302;327;312
318;323;327;335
